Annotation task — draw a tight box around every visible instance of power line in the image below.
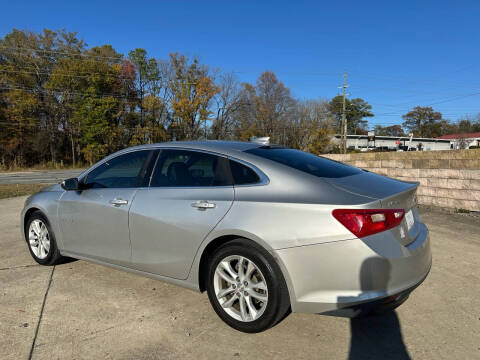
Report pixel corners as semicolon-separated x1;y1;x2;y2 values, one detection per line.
349;70;478;89
3;67;474;106
0;85;132;99
373;91;480;116
352;83;474;96
3;46;478;90
0;68;132;79
0;45;125;63
2;47;479;107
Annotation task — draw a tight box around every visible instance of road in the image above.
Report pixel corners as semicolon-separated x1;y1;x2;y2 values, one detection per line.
0;169;84;184
1;196;479;360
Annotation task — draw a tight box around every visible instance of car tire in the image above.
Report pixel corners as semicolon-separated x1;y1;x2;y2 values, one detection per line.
206;238;290;333
25;210;64;266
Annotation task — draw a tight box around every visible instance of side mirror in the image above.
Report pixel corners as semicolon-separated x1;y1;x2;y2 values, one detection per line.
61;177;80;191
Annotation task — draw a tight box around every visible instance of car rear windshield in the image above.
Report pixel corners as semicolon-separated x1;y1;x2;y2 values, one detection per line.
244;147;363;178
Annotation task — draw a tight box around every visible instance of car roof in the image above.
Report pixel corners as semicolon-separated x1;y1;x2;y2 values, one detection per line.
124;140;263;156
79;140;289;182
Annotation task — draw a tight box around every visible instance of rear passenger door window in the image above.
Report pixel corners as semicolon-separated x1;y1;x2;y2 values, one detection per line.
229;160;260;185
150;150;232;187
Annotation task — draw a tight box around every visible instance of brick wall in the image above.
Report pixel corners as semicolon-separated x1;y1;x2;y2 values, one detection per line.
323;149;480;212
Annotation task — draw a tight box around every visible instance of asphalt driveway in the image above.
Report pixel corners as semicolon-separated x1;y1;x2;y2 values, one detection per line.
0;170;84;185
1;196;479;360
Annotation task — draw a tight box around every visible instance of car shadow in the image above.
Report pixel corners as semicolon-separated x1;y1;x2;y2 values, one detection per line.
56;256;78;265
348;310;410;360
341;257;412;360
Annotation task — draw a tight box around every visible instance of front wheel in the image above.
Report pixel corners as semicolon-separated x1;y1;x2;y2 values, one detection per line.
25;210;64;265
206;239;290;333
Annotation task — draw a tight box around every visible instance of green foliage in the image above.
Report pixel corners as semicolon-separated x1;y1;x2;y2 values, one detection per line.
73;94;120;164
308;127;334;154
1;27;477;169
402;106;444;137
329;96;374;134
169;53;219;139
454;116;480;133
374;124;405;137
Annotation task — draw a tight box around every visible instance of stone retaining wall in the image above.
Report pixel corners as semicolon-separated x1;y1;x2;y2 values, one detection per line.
323;149;480;212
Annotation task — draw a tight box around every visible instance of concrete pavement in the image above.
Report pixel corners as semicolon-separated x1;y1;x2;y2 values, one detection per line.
1;196;479;360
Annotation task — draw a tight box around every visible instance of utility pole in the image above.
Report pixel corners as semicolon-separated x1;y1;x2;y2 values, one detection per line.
341;72;349;154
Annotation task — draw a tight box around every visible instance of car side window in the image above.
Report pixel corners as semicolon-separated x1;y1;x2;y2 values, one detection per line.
85;150;151;188
229;160;260;185
150;150;232;187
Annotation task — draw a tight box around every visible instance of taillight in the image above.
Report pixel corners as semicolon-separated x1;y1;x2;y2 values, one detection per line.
332;209;405;238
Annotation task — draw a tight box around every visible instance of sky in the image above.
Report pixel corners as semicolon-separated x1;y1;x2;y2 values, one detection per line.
1;0;479;129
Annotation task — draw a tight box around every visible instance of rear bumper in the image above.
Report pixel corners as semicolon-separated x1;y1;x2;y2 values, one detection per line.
320;264;430;317
273;223;432;315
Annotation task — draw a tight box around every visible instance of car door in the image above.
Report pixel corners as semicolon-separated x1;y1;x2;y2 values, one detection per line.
129;149;234;279
58;150;155;266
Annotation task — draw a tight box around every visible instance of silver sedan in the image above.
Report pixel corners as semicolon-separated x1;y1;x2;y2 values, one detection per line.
21;141;431;333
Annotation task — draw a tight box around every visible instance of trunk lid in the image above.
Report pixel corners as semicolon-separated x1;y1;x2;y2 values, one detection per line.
326;171;420;246
324;171;417;201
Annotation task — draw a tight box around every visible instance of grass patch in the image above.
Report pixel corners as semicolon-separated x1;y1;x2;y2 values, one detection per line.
0;183;54;199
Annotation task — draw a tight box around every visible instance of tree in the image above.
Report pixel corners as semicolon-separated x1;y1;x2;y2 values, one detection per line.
454;116;480;134
328;96;374;134
72;95;117;164
229;74;336;149
374;124;405;137
231;83;258;141
211;72;243;139
0;28;86;166
152;60;173;117
128;48;159;128
8;27;452;169
143;95;168;142
290;99;334;152
457;136;469;149
169;53;218;139
48;44;127;165
229;72;297;144
402;106;444;137
253;71;296;144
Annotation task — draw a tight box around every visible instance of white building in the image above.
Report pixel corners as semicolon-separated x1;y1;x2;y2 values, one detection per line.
436;132;480;149
333;134;451;151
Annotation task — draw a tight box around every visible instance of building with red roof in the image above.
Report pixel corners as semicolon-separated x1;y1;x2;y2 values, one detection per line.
436;132;480;149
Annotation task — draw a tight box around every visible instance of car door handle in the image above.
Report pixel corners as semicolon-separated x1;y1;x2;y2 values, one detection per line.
191;200;216;210
109;198;128;206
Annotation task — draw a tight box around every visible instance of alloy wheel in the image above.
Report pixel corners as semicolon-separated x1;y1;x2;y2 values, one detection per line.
213;255;268;322
28;219;50;259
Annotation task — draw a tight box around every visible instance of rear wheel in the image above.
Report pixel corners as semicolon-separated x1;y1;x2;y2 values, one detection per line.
25;211;64;265
206;238;290;333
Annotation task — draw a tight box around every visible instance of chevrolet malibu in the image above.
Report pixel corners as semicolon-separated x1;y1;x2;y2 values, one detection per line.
21;141;431;333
